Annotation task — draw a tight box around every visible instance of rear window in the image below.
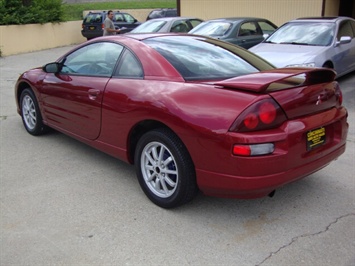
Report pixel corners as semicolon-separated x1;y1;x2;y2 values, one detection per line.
149;10;163;18
84;13;102;23
148;9;177;19
166;10;177;17
143;36;261;80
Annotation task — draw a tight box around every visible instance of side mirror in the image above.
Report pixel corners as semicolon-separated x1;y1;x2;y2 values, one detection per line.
336;36;351;46
43;62;61;73
263;33;270;39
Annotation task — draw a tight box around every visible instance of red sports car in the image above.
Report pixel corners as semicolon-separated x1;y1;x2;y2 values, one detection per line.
15;34;348;208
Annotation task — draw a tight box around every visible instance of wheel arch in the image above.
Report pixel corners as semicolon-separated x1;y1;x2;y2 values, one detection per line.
322;60;334;69
16;81;34;113
127;119;189;165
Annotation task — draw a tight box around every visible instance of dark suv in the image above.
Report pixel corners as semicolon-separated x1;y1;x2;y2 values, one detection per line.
81;11;141;40
146;8;178;20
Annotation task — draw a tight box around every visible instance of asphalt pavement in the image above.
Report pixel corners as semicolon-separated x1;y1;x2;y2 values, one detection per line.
0;46;354;265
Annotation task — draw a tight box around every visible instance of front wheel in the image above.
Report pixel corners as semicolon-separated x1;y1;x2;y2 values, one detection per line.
20;88;48;135
322;62;333;69
135;128;197;208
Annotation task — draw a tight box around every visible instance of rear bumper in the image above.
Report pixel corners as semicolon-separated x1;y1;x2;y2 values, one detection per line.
197;143;346;198
193;107;348;198
81;30;102;39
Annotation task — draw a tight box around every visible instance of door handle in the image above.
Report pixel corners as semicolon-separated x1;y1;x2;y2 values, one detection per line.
88;89;100;100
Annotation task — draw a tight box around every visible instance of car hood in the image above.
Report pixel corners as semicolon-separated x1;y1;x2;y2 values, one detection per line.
249;43;328;68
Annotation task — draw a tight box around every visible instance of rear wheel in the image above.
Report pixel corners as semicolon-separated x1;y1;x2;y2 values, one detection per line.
20;88;48;135
135;128;197;208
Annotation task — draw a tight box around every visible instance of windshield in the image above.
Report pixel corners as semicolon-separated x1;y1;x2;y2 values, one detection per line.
189;22;232;37
265;22;335;46
131;20;166;33
143;36;263;80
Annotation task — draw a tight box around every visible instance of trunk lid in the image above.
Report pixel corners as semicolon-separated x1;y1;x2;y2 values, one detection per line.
214;68;341;119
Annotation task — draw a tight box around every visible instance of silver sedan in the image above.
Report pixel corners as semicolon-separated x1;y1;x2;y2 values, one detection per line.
249;17;355;78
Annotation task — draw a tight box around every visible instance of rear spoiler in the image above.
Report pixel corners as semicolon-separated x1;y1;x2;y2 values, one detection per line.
214;68;336;93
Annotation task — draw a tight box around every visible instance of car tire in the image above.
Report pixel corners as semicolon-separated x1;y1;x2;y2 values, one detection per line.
20;88;48;136
135;128;198;208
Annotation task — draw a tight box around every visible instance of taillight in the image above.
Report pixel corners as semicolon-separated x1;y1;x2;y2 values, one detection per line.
233;145;251;156
335;82;343;106
259;101;276;124
243;113;258;129
82;24;84;29
230;98;287;132
232;143;274;156
101;23;105;29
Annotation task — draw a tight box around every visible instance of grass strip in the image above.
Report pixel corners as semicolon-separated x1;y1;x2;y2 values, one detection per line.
63;1;176;21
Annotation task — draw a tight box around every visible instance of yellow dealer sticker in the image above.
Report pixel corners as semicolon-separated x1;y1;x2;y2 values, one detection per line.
307;127;326;151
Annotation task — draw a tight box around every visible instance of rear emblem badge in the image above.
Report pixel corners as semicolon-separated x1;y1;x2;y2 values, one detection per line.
316;95;322;105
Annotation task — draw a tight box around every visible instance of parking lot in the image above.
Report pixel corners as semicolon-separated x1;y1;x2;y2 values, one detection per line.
1;46;354;265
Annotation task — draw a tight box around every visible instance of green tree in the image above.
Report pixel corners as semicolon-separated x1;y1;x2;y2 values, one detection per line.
0;0;64;25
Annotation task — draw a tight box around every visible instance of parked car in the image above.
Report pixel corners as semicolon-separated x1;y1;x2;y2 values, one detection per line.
146;8;177;21
130;17;203;33
189;17;277;48
81;10;141;40
249;17;355;78
15;34;348;208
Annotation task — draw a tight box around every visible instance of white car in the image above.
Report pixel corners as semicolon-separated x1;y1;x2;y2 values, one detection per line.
249;17;355;78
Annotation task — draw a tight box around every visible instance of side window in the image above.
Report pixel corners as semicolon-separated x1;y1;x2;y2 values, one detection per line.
238;22;261;36
61;42;123;76
258;21;276;35
171;20;189;32
338;21;355;40
123;14;135;23
189;19;203;29
115;14;124;22
351;21;355;36
114;50;143;78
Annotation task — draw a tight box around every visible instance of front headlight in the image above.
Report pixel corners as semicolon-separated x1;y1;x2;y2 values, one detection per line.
286;62;316;68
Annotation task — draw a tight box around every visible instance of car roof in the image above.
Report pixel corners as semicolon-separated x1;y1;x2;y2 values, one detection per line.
120;33;191;41
291;16;354;23
100;33;220;45
145;17;201;22
86;10;127;15
88;10;119;13
150;8;176;11
205;17;271;22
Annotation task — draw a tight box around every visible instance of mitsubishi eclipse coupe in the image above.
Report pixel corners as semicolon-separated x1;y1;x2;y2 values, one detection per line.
15;34;348;208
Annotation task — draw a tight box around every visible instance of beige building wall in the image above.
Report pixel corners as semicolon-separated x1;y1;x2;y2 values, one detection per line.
180;0;340;26
0;21;86;56
324;0;341;16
